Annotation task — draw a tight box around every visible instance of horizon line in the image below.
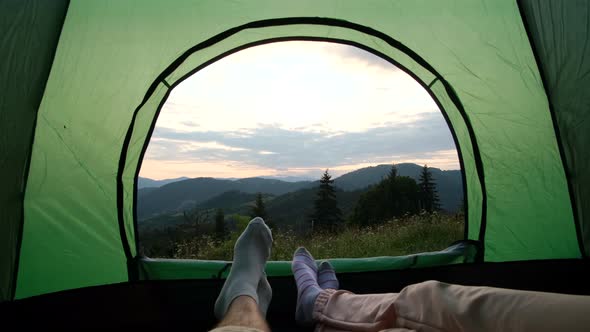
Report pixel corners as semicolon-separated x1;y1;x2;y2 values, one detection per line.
140;162;461;181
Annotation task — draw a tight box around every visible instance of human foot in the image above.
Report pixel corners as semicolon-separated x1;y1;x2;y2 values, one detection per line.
318;261;339;290
292;247;321;325
214;217;273;319
257;273;272;316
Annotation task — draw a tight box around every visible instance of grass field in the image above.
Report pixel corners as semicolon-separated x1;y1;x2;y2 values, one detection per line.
173;212;464;260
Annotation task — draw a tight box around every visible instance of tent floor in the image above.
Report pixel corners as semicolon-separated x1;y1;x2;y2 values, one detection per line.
2;259;589;330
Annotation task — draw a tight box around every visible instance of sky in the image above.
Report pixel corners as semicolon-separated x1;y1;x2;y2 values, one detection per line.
140;41;459;180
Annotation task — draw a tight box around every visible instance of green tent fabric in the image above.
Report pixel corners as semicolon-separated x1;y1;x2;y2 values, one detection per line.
519;0;590;257
0;0;69;302
1;0;588;304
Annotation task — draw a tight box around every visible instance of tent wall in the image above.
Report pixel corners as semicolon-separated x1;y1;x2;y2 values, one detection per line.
0;0;69;301
520;0;590;257
11;0;582;299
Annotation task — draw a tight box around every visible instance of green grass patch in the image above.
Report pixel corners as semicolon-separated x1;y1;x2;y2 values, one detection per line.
173;212;463;260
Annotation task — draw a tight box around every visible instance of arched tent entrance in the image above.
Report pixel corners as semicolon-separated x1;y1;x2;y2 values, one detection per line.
123;28;484;275
2;0;589;328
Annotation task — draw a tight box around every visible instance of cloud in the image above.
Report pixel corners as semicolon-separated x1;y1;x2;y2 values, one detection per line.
143;112;455;176
180;120;200;127
138;41;458;179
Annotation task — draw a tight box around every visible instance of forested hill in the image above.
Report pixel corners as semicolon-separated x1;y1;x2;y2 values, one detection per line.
138;176;189;188
137;177;314;219
334;163;462;211
138;163;462;220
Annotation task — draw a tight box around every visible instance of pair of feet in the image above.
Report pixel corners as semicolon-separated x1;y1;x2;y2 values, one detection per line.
214;217;340;326
292;247;339;324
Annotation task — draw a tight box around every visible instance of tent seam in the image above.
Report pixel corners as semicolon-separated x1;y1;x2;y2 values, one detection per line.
427;77;439;88
132;83;172;262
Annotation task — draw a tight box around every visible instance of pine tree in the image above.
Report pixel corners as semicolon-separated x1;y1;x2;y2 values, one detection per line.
386;163;398;217
214;208;227;241
387;163;398;180
311;169;343;231
251;192;274;228
251;192;268;219
418;164;440;212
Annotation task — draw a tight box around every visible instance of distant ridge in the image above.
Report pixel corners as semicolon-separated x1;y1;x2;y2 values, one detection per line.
137;163;462;220
138;176;189;188
137;177;313;219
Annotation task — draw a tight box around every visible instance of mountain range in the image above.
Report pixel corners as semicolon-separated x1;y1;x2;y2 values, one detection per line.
137;163;463;221
138;176;189;189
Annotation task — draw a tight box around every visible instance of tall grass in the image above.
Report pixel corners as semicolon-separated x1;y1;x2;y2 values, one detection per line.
173;212;463;260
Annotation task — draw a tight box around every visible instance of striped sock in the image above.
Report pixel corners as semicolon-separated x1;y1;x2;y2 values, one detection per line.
292;247;321;326
318;261;339;290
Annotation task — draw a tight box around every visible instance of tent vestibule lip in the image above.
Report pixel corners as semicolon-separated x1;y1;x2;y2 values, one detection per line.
117;17;488;273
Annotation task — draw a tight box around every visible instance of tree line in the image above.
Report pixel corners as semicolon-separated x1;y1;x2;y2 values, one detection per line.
249;164;440;232
192;165;439;234
348;164;439;227
141;163;442;257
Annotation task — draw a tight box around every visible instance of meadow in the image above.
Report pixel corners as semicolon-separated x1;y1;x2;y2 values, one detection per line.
172;212;463;260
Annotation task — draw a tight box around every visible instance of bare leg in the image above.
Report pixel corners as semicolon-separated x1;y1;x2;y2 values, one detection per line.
215;295;270;332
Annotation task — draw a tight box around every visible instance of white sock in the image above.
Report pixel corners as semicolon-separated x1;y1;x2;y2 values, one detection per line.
257;273;272;316
214;217;273;319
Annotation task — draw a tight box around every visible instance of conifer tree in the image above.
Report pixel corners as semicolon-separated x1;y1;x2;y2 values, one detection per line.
418;164;440;212
251;192;274;228
311;169;343;231
251;192;268;219
214;208;227;241
387;163;398;180
386;163;398;217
